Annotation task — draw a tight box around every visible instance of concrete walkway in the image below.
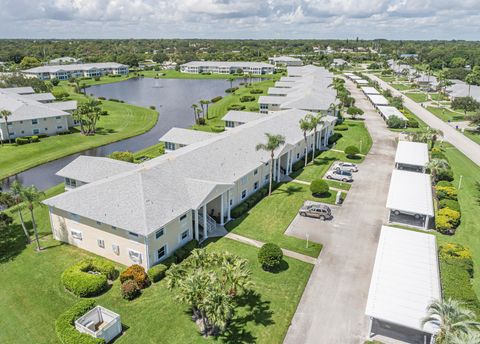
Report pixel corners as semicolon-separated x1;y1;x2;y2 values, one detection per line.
283;79;398;344
225;232;317;264
369;74;480;167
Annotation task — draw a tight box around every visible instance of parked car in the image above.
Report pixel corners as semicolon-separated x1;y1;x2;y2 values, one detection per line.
299;203;332;220
326;169;353;182
335;162;358;172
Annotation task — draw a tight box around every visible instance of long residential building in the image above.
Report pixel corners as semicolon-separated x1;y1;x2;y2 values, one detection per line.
268;56;303;67
0;87;77;141
180;61;274;75
22;62;129;80
44;109;336;269
259;65;338;114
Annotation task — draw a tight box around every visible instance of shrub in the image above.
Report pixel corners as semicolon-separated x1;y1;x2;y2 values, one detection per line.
439;243;473;277
51;78;60;86
98;96;106;100
174;239;199;263
196;117;206;125
431;148;448;161
94;76;101;81
227;104;246;111
149;105;156;110
55;300;105;344
61;258;116;297
240;95;255;102
435;185;458;200
15;137;30;145
108;151;134;163
406;118;419;128
436;215;454;234
334;125;348;131
250;88;263;94
231;203;248;218
258;243;283;271
225;87;239;93
439;199;461;213
148;264;168;283
211;96;222;103
120;264;150;289
386;115;406;129
292;159;305;172
344;145;360;158
121;279;140;300
249;105;259;112
310;179;330;197
161;255;178;267
436;168;454;182
328;133;342;145
438;207;461;228
211;126;225;133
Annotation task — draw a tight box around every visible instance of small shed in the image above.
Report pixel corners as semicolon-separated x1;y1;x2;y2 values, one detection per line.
75;306;122;343
394;141;429;172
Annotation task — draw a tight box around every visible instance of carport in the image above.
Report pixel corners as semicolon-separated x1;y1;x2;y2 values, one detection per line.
386;170;434;229
395;141;429;173
366;226;440;344
366;94;389;109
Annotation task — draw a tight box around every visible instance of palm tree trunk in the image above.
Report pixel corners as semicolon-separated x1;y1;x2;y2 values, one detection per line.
312;129;317;161
17;209;31;244
206;104;209;120
29;208;41;251
4;123;11;144
304;133;308;167
269;153;274;196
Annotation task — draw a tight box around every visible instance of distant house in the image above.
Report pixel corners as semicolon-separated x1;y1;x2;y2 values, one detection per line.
180;61;274;75
330;59;348;68
414;74;438;91
445;80;480;102
138;60;157;69
222;110;268;129
0;87;77;141
399;53;418;59
268;56;303;67
48;57;82;65
23;62;129;81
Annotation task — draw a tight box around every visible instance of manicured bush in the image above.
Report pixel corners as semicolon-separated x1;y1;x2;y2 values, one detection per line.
61;258;116;297
250;88;263;94
94;76;101;81
121;279;141;300
439;199;461;213
310;179;330;197
344;145;360;158
149;105;156;110
249;105;259;112
120;264;150;289
227;104;246;111
435;185;458;200
439;243;473;277
225;87;239;93
15;137;30;145
161;255;178;267
407;118;419;128
196;117;206;125
436;180;453;187
211;96;222;103
292;159;305;172
55;300;105;344
148;264;168;283
258;243;283;271
438;207;461;228
98;96;106;100
51;78;60;86
231;203;248;218
334;125;348;131
386;115;406;129
240;95;255;102
108;151;134;163
174;239;199;263
436;168;454;182
436;215;454;234
328;133;342;145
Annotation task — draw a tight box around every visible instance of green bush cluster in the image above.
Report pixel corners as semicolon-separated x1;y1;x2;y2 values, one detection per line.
211;96;223;103
225;87;239;93
250;89;263;94
15;135;39;145
310;179;330;197
174;239;199;263
120;264;150;289
108;151;135;163
240;95;255;102
121;279;140;300
439;199;461;213
55;300;105;344
108;98;125;103
61;258;117;297
436;207;461;233
148;264;168;283
258;243;283;271
436;185;458;200
436;168;454;182
196;117;206;125
230;185;271;218
344;145;360;158
334;125;348;131
431;148;448;160
227;104;246;111
328;133;342;145
386;115;406;129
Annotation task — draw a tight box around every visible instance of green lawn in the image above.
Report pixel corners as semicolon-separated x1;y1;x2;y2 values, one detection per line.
333;120;373;155
326;180;352;191
405;92;428;103
0;90;158;180
464;130;480;146
133;142;165;162
226;181;345;258
1;184;313;343
427;106;465;122
391;83;414;91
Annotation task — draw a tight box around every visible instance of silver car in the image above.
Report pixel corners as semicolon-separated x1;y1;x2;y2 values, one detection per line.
335;162;358;172
299;204;332;220
326;169;353;182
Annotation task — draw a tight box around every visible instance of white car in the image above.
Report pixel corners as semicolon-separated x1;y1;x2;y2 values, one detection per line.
326;169;353;182
335;162;358;172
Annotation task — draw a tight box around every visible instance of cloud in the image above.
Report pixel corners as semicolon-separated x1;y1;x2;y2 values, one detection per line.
0;0;479;39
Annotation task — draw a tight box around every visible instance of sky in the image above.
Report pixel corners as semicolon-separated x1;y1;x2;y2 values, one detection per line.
0;0;479;40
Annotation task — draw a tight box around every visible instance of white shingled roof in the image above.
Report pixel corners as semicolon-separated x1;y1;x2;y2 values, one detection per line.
367;94;389;106
181;61;273;68
48;100;78;112
23;93;56;102
386;170;434;216
361;87;380;95
377;106;408;121
23;62;127;74
222;111;267;123
356;79;369;85
159;128;216;145
395;141;429;167
269;56;302;62
366;226;441;335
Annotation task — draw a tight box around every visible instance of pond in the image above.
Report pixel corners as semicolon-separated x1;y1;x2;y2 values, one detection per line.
1;77;249;191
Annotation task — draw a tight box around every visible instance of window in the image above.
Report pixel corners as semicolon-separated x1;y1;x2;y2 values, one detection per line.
97;239;105;248
57;126;63;129
31;119;38;125
128;249;142;264
44;128;48;131
181;230;189;241
165;142;175;150
33;129;40;135
112;244;120;255
230;199;233;206
241;190;247;199
71;230;82;240
155;228;164;239
254;169;258;176
241;176;247;185
296;153;300;159
128;231;139;238
180;214;187;221
254;181;259;190
157;245;166;260
265;161;269;166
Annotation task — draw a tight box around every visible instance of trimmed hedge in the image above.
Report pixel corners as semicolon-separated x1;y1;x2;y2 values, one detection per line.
240;95;255;102
174;239;199;263
310;179;329;197
120;264;150;289
225;87;239;93
258;243;283;271
334;125;348;131
250;89;263;94
61;259;117;297
230;184;272;218
435;185;458;200
438;207;461;228
439;199;461;213
148;264;168;283
227;104;246;111
328;133;342;145
15;136;40;145
211;126;225;133
55;300;105;344
211;96;223;103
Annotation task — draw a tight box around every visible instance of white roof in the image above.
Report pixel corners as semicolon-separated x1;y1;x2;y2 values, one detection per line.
377;106;408;121
446;82;480;102
23;62;127;74
366;226;441;334
23;92;55;102
361;87;380;95
1;87;35;95
349;75;361;80
367;94;389;106
181;61;273;69
269;56;302;62
159;128;216;146
386;170;434;216
356;79;369;85
395;141;429;167
222;110;267;123
48;100;78;112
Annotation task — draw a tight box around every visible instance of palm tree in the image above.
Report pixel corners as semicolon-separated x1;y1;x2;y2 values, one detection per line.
422;298;480;344
448;330;480;344
20;185;45;251
200;100;210;119
307;113;325;161
203;285;233;335
191;104;199;122
255;133;286;196
228;77;235;90
1;109;12;144
9;181;30;244
466;73;475;97
426;158;450;182
299;117;312;167
221;254;252;297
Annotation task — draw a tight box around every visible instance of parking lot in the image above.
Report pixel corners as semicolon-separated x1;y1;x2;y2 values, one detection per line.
324;161;358;182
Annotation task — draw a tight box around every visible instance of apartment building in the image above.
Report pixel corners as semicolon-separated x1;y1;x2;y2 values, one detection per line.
0;87;77;141
268;56;303;67
180;61;274;75
43;109;336;269
23;62;129;81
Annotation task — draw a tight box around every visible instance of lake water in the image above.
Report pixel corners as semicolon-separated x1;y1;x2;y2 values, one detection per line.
1;77;249;191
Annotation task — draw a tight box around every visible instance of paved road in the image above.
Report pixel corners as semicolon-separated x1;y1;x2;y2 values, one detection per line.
368;74;480;167
283;80;398;344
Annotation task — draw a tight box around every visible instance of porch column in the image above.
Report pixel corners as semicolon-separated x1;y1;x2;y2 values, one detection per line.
287;151;291;174
227;189;232;221
276;157;281;182
194;209;199;241
220;193;225;226
203;204;208;239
